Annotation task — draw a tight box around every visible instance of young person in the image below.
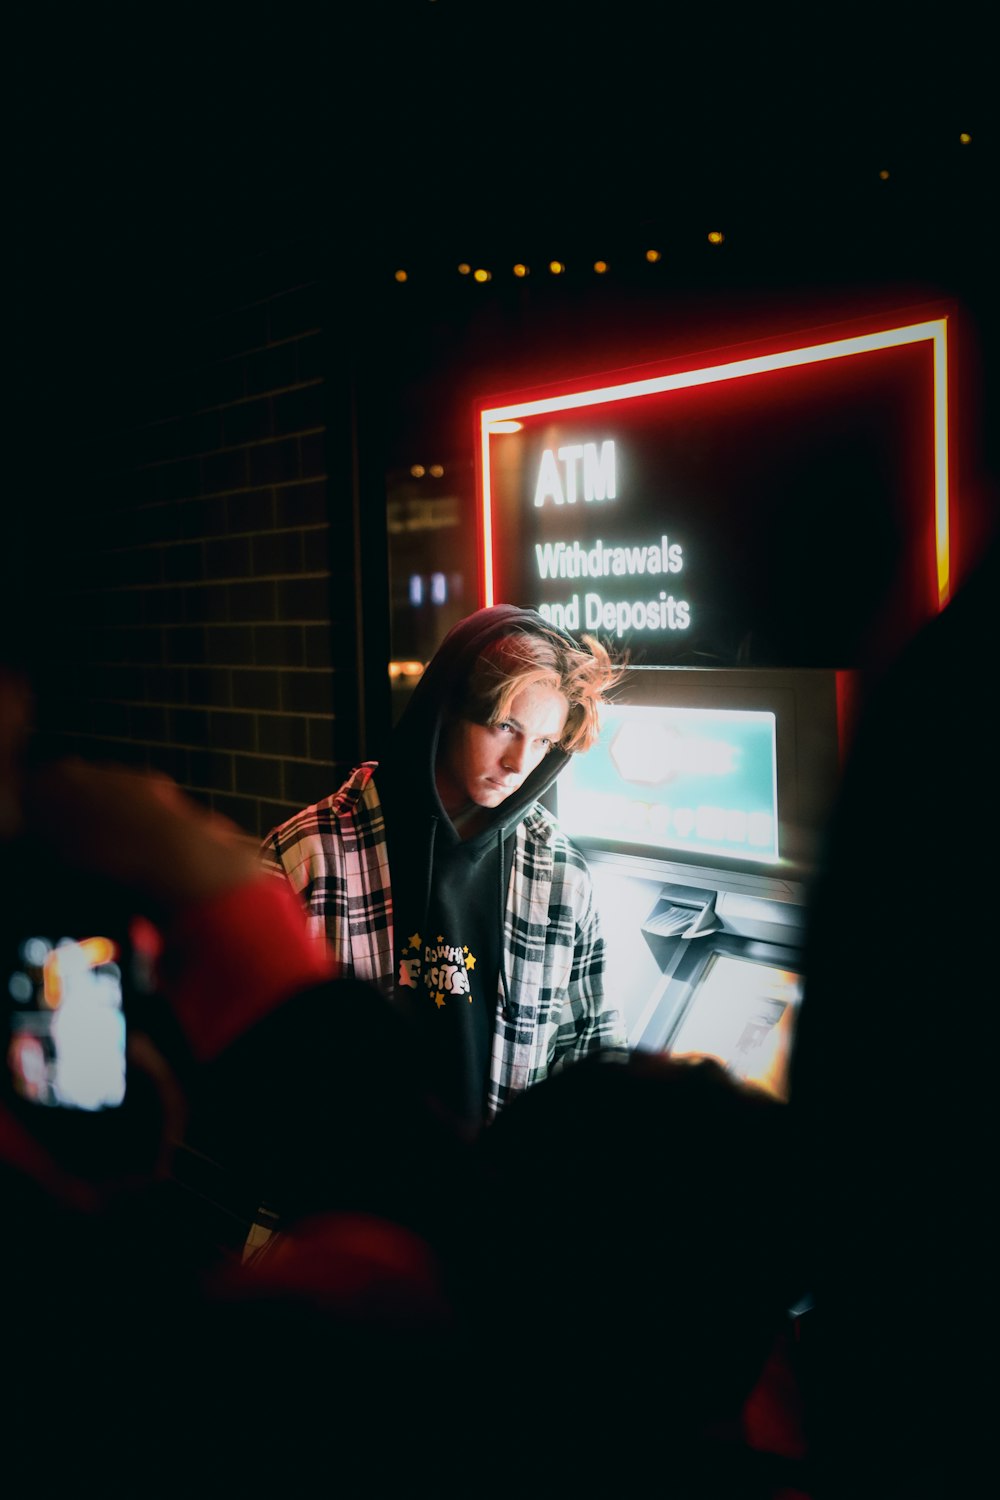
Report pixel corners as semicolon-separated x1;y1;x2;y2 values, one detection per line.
261;603;628;1130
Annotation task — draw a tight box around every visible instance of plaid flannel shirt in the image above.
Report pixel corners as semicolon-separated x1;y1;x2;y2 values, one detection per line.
260;762;626;1119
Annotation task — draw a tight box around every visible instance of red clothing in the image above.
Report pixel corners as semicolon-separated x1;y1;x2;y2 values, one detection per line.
164;875;335;1063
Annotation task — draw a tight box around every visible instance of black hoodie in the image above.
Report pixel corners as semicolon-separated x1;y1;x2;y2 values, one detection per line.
375;605;578;1130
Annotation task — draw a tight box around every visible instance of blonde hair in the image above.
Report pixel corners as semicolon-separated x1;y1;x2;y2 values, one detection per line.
459;627;622;754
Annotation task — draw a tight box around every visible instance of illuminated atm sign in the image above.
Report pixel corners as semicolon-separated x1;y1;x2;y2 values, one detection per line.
531;438;689;638
477;314;953;669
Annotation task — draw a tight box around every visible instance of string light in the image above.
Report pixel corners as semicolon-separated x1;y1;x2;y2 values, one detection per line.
409;464;425;477
387;148;973;288
959;132;971;144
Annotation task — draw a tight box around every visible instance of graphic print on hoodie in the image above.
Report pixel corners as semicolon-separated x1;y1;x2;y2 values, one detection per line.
374;605;577;1130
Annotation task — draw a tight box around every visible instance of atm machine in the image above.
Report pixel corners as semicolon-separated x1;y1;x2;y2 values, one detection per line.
478;309;960;1099
548;664;848;1100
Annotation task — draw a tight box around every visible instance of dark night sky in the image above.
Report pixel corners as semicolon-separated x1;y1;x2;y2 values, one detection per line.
14;5;994;271
6;2;997;698
11;4;998;478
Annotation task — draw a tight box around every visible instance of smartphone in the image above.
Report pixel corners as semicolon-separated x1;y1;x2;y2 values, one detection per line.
5;925;131;1111
1;809;170;1118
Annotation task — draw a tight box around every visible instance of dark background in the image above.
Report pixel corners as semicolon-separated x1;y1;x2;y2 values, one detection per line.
7;2;997;838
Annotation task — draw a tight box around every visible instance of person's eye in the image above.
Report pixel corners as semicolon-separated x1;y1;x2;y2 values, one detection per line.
497;721;515;734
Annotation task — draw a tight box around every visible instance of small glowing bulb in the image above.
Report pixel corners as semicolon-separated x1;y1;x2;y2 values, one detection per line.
457;262;471;275
549;260;565;275
959;132;971;145
879;168;890;180
645;248;662;263
394;269;408;282
473;267;491;283
429;464;444;478
707;230;724;245
512;263;529;278
410;464;425;478
593;260;608;274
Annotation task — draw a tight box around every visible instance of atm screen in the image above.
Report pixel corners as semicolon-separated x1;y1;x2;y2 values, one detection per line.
549;664;843;881
557;700;780;867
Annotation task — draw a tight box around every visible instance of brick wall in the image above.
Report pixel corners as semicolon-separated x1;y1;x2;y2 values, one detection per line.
32;237;390;842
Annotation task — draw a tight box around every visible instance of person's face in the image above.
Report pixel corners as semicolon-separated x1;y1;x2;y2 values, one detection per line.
436;681;569;817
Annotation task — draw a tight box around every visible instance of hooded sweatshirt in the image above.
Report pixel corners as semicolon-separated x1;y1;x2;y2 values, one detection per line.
374;606;578;1129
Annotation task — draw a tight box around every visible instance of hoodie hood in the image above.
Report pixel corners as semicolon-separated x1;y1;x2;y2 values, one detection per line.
377;604;575;846
375;606;581;1122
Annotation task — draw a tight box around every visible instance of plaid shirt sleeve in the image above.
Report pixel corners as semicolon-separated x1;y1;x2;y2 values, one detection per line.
487;805;628;1117
259;763;394;993
263;779;625;1121
549;833;628;1064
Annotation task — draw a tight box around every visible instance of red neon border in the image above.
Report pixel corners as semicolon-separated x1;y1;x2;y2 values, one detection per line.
477;316;951;613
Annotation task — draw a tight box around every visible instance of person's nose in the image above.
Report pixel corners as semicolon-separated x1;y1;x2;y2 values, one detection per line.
500;737;530;776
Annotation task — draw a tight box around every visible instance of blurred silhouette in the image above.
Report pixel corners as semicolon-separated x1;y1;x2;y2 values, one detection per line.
789;528;1000;1496
0;716;473;1488
465;1049;811;1496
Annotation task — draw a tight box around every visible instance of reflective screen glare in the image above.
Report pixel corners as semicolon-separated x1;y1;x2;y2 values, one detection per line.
669;953;801;1101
